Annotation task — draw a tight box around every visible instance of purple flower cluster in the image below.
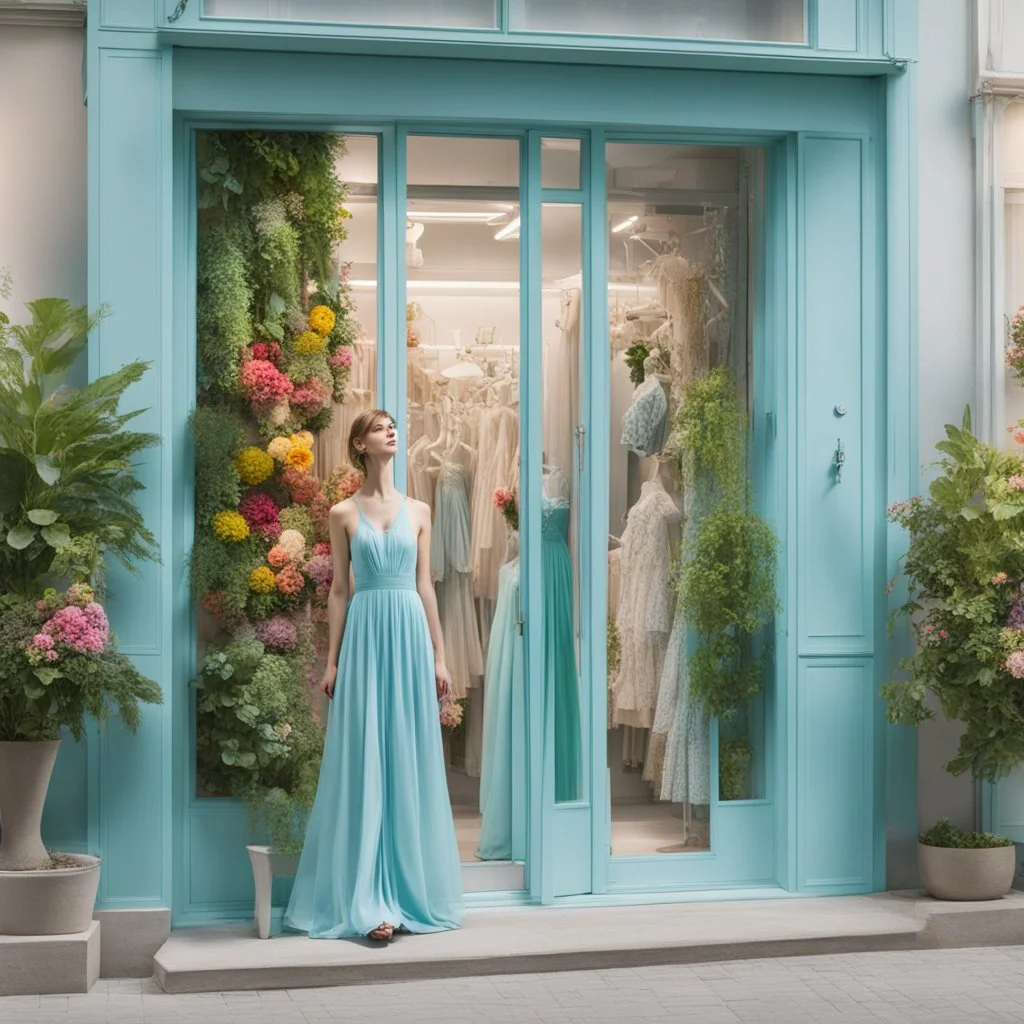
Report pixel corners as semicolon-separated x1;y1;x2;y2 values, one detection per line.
1008;588;1024;632
254;615;298;651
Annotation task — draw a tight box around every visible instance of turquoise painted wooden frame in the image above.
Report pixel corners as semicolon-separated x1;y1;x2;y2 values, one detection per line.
80;23;920;919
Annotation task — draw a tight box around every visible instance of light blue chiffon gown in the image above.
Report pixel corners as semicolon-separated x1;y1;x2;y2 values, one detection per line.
477;497;581;860
283;497;464;938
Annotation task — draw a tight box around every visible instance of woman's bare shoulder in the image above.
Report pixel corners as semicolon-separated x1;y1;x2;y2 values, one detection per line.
330;497;358;519
407;497;431;524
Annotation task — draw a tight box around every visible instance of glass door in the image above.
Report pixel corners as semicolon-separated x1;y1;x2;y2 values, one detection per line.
601;141;775;891
402;134;527;893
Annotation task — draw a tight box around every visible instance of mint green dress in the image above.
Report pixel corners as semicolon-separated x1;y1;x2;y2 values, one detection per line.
283;497;464;938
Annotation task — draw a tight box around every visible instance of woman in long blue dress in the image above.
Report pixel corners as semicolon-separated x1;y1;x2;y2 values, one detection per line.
283;408;464;942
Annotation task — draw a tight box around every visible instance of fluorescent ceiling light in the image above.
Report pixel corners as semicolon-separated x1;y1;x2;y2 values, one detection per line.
407;211;507;223
347;279;657;293
612;215;639;234
494;217;521;241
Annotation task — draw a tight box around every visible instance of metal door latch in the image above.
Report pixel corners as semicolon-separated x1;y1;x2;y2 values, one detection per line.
833;438;845;484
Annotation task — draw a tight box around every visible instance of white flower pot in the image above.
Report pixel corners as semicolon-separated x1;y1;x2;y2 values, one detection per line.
0;854;101;935
918;841;1016;901
247;845;299;939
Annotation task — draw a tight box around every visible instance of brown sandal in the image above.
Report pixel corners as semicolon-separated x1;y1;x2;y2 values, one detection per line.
367;922;394;942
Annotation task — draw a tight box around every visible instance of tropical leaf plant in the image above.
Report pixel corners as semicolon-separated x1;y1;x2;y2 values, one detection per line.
0;298;160;598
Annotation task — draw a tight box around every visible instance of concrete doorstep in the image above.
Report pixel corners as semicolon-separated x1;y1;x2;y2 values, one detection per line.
153;890;1024;994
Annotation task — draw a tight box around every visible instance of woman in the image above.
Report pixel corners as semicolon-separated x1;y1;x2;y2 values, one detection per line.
284;409;464;942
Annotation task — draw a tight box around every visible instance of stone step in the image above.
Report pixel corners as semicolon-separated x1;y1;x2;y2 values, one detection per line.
153;891;1024;994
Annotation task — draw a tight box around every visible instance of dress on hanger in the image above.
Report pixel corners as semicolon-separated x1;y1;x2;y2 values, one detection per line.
621;375;669;459
430;460;484;700
284;497;463;938
654;607;710;808
544;495;582;803
407;434;435;510
610;480;680;730
476;558;524;862
542;287;580;480
470;404;519;602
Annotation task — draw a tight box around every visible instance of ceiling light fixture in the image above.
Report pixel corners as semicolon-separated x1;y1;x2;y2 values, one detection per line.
494;217;521;241
407;211;507;223
612;215;639;234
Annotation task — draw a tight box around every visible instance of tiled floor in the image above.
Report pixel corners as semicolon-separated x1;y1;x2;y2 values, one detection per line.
6;946;1024;1023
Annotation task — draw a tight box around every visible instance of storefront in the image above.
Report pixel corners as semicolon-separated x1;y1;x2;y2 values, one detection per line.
66;0;918;944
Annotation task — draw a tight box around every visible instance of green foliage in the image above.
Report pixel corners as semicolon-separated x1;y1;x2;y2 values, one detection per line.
189;405;246;529
919;817;1013;849
190;531;266;620
251;198;301;333
0;594;162;742
885;407;1024;782
196;224;252;395
670;367;779;720
0;299;160;598
624;343;649;386
718;734;753;802
192;631;323;851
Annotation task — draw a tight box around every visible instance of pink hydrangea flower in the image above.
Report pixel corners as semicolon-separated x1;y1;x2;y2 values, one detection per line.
290;376;332;416
239;491;281;541
1010;475;1024;491
42;603;109;654
240;359;294;406
313;542;331;558
304;553;333;586
1006;651;1024;679
330;347;354;369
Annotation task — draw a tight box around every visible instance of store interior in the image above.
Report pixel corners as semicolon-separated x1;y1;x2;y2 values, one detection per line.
309;134;760;872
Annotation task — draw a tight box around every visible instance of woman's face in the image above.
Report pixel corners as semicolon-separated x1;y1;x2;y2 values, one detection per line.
357;415;397;464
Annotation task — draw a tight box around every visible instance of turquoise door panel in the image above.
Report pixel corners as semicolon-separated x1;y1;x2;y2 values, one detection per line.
188;802;254;908
796;660;874;891
815;0;862;51
41;734;89;854
797;134;875;656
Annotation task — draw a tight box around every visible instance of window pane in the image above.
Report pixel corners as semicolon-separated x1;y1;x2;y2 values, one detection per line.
205;0;498;29
519;0;805;44
405;136;525;883
605;143;765;857
542;203;585;804
542;139;581;190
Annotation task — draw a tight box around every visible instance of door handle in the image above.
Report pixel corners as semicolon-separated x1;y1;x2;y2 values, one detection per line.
833;438;845;485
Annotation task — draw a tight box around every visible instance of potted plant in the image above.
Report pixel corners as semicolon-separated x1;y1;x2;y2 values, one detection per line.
916;819;1015;901
0;297;163;934
885;408;1024;900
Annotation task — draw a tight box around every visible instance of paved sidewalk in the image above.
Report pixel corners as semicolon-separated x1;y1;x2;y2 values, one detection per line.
3;946;1024;1024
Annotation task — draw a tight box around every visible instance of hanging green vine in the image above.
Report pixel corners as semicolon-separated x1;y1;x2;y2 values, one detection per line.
669;366;779;720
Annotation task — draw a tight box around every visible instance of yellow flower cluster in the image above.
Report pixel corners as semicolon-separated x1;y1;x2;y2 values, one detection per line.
212;510;250;542
249;566;276;593
293;330;326;355
235;446;275;485
308;305;336;337
291;431;314;449
286;446;314;473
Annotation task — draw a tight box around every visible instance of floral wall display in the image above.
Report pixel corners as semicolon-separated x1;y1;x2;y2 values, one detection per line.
189;131;363;850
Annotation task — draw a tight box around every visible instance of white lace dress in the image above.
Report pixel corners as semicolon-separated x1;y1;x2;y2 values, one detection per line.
470;404;519;601
609;481;681;729
543;287;581;480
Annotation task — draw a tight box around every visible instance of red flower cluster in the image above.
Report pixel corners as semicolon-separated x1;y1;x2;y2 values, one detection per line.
240;358;294;406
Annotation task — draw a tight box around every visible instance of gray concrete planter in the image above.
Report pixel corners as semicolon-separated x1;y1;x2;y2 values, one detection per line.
0;854;101;935
0;739;61;871
918;841;1016;901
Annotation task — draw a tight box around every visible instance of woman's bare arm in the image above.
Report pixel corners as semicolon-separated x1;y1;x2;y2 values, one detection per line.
321;503;353;698
412;500;451;700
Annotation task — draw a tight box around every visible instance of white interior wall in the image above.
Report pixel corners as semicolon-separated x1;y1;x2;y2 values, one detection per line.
0;25;87;320
915;0;978;833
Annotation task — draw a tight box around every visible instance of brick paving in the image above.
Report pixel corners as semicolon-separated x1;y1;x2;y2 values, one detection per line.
3;946;1024;1024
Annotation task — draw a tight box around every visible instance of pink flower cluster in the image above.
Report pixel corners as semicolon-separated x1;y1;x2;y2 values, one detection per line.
330;347;354;369
290;376;332;416
255;615;298;651
493;487;514;509
313;542;331;558
282;466;320;505
268;545;291;569
250;341;282;365
241;359;294;406
439;698;463;730
239;491;281;541
921;623;949;641
1010;475;1024;492
39;602;109;655
304;553;333;587
1006;650;1024;680
275;565;306;596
